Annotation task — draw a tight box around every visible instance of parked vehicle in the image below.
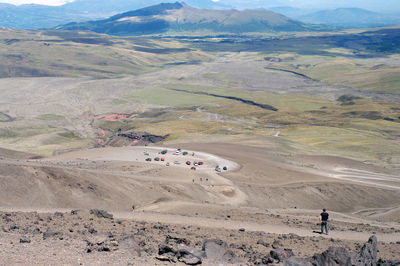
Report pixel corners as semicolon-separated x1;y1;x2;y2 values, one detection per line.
183;151;188;155
154;157;160;161
186;161;191;165
161;149;168;155
198;161;204;165
215;166;221;172
161;158;165;161
191;167;196;171
174;160;180;165
223;166;228;170
145;158;151;162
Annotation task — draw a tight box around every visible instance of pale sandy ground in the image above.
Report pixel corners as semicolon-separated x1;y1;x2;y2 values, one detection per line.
0;144;399;264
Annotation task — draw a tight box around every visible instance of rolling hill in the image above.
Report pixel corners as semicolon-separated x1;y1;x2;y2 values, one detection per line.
56;2;309;35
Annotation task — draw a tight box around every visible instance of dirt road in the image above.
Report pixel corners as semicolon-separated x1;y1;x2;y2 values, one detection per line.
116;211;400;243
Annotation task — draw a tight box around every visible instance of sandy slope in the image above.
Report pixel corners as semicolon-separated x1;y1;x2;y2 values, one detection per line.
1;144;400;264
1;143;399;245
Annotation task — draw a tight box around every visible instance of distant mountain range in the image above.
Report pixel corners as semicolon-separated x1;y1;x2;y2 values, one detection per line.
268;7;400;29
296;8;400;28
56;2;309;35
0;0;228;30
268;7;315;18
218;0;400;14
0;0;400;31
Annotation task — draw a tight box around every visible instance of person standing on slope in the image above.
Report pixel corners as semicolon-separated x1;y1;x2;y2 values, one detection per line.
320;208;329;235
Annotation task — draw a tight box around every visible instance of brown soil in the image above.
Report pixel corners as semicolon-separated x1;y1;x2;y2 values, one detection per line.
0;144;399;264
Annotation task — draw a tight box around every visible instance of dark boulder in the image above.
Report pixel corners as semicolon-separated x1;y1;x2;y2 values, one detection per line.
357;235;377;266
89;209;113;219
19;236;31;243
43;229;62;240
54;212;63;217
158;242;178;255
377;259;400;266
2;215;12;223
313;246;355;266
272;239;282;249
9;224;19;230
262;256;275;264
310;235;378;266
88;227;97;234
166;234;190;245
264;235;382;266
157;242;203;265
257;239;270;248
176;245;204;265
86;234;118;253
270;248;294;262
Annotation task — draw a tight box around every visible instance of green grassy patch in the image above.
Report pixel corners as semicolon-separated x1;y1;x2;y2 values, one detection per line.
0;128;18;138
36;114;66;121
111;98;129;105
125;86;220;107
282;125;400;164
58;131;81;140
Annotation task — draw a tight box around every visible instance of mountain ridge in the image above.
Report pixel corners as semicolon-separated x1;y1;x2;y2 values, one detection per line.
56;2;310;35
0;0;227;29
297;8;400;29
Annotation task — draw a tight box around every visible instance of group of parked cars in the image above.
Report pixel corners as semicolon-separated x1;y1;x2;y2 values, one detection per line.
144;149;227;172
215;165;228;172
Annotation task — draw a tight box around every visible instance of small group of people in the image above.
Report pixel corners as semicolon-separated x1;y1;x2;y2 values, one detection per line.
192;177;209;182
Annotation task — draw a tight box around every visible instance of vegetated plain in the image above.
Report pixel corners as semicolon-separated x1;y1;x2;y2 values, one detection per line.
0;25;400;264
1;27;399;167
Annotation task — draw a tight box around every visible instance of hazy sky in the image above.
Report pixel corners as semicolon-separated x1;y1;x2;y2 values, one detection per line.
0;0;71;5
0;0;398;12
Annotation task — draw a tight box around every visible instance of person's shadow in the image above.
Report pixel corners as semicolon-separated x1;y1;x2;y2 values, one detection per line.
312;230;322;234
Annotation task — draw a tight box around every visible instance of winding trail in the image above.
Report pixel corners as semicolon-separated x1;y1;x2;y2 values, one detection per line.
116;211;400;243
328;168;400;190
301;165;400;191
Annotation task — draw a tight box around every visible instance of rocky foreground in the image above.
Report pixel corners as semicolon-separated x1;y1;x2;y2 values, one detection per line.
0;210;399;265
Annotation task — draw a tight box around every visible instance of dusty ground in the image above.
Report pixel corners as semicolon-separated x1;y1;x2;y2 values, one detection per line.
1;210;399;265
0;33;399;264
0;143;399;264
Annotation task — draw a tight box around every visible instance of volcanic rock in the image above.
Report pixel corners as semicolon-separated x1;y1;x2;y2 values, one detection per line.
89;209;113;219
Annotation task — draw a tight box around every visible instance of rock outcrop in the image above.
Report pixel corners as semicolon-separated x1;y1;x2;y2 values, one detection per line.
279;235;380;266
89;209;113;219
157;235;204;265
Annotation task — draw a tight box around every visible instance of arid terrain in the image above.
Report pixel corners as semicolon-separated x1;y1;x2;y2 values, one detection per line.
0;27;400;264
1;142;399;264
